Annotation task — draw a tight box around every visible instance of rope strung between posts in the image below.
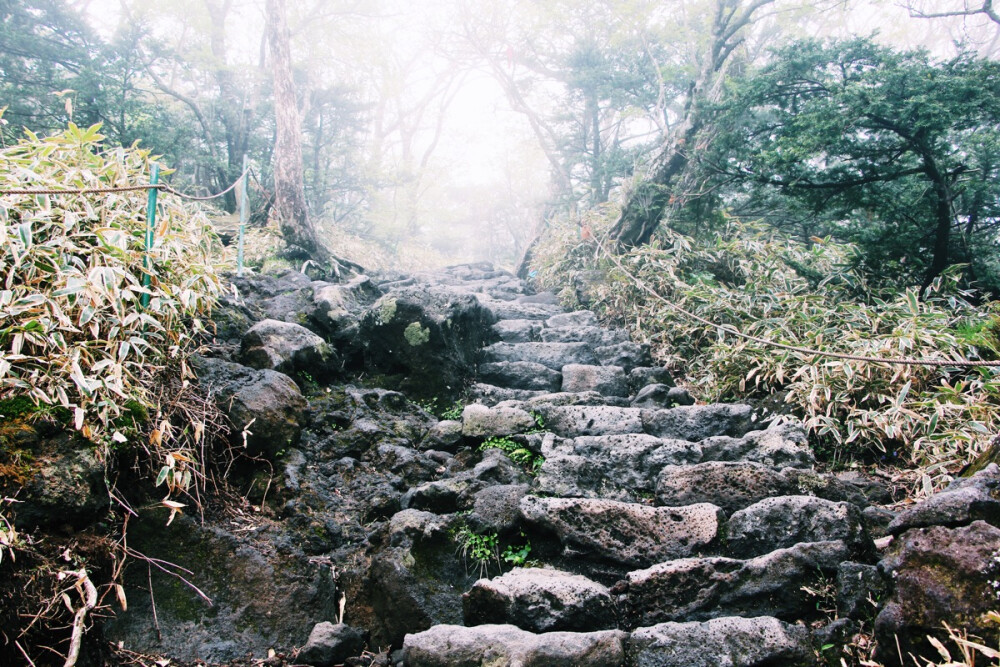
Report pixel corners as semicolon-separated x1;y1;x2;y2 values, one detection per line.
0;166;251;200
594;236;1000;368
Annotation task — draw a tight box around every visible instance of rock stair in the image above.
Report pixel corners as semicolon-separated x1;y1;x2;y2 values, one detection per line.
392;264;887;666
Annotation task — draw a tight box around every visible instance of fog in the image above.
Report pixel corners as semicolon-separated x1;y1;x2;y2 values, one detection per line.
63;0;1000;270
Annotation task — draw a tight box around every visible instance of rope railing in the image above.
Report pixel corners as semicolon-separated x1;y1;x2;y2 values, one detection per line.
595;235;1000;368
0;166;251;200
0;164;254;278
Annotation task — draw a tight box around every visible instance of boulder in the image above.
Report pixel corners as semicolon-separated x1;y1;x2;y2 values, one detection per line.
699;422;814;469
368;512;473;648
422;420;463;451
656;462;796;515
536;434;701;502
560;364;629;397
594;341;651;370
360;285;495;400
631;384;694;408
10;429;108;530
725;496;873;559
297;622;366;667
463;568;617;632
466;484;531;535
642;404;753;441
478;299;564;321
628;367;675;391
478;361;562;392
461;404;539;438
103;512;333;663
626;616;814;667
192;356;306;459
240;318;338;379
310;274;382;360
492;319;542;343
470;383;546;406
402;624;626;667
875;521;1000;666
888;464;1000;535
618;541;851;628
520;496;722;569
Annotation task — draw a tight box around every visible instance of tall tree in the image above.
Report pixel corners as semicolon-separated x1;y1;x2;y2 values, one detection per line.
711;38;1000;293
609;0;776;247
265;0;325;259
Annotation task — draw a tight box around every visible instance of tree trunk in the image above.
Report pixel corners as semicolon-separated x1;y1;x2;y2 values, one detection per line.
610;0;774;247
919;149;955;296
265;0;325;260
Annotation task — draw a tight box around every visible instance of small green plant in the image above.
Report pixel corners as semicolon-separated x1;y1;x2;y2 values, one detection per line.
529;411;545;431
501;533;532;567
454;526;500;578
478;436;545;476
441;401;464;421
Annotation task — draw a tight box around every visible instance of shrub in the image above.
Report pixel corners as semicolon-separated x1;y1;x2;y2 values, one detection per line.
531;213;1000;489
0;123;224;480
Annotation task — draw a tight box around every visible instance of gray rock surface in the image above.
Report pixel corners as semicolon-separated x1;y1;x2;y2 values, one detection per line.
875;521;1000;666
192;356;306;459
888;464;1000;535
461;404;539;438
492;319;542;343
726;495;873;559
297;622;366;666
626;616;814;667
402;624;626;667
642;404;753;441
656;461;795;514
479;361;562;392
482;341;598;370
463;568;616;632
360;284;495;400
631;384;694;408
541;405;644;437
536;434;701;501
619;541;852;627
521;496;722;569
699;422;814;469
240;318;337;378
561;364;628;396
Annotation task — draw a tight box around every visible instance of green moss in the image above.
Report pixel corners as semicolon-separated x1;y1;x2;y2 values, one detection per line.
378;297;398;324
0;396;39;420
404;321;431;346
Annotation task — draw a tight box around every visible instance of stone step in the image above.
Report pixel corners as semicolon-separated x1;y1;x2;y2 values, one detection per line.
492;319;542;343
655;461;870;515
403;616;814;667
469;383;547;405
463;568;616;633
478;299;565;321
626;616;815;667
534;423;815;503
520;496;723;571
479;360;562;392
402;624;626;666
482;341;598;370
540;325;630;347
533;403;754;440
617;540;852;628
560;364;628;397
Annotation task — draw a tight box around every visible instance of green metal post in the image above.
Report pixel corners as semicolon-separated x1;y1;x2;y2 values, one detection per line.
237;155;249;277
142;164;160;309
